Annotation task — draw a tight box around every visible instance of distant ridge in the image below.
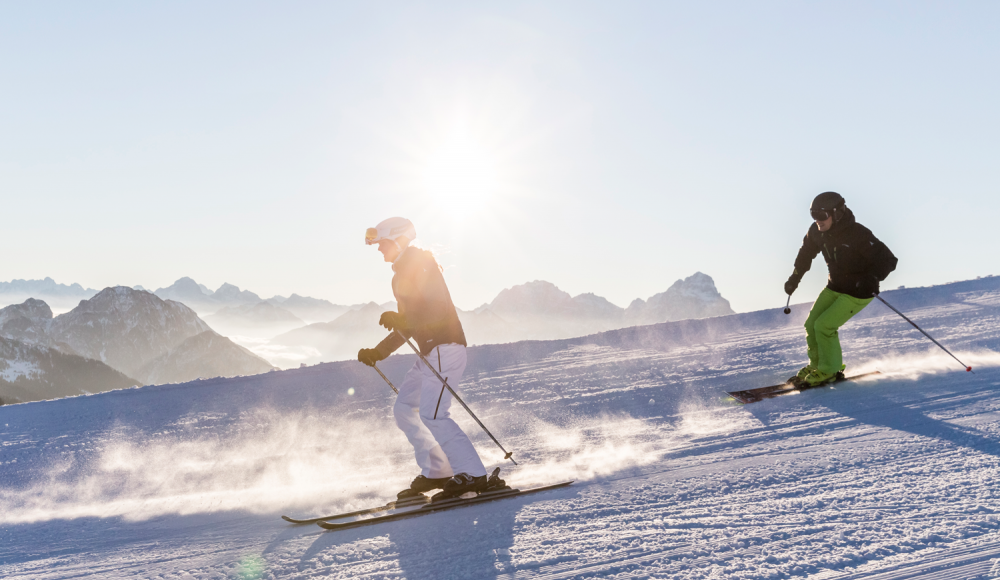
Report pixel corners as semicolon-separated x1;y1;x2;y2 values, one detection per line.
459;272;735;344
0;278;98;310
135;330;275;385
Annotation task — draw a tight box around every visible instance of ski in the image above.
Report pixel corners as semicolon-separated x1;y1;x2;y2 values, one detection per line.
727;370;881;404
281;495;431;525
317;481;573;531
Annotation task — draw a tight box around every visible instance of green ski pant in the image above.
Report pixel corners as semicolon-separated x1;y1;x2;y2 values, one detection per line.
805;287;872;375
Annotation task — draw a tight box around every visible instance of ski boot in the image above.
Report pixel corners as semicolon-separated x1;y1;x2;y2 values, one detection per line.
431;471;490;502
397;475;451;500
801;365;846;388
788;365;815;386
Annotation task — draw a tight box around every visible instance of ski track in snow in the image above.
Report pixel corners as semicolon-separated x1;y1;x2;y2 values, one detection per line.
2;292;1000;579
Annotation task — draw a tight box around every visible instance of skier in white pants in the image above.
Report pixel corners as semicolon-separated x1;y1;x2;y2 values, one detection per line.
357;217;489;499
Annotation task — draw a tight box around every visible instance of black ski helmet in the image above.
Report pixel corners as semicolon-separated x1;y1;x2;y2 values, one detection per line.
810;191;846;222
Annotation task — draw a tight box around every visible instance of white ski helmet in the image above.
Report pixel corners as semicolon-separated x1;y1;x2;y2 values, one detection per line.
365;217;416;246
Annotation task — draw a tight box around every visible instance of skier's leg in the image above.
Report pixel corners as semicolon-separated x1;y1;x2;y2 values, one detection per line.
813;293;873;375
804;288;840;370
393;360;453;478
418;344;488;478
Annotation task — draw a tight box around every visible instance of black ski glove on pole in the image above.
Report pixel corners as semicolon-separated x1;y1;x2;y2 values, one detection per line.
379;311;409;333
358;348;384;367
784;275;800;296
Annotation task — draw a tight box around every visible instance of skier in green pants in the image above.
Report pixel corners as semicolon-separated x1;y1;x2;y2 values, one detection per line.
784;192;898;387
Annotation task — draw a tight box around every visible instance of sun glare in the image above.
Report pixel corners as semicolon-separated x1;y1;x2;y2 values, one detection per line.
422;137;497;220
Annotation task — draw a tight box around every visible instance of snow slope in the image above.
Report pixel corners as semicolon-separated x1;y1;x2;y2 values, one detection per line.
1;278;999;579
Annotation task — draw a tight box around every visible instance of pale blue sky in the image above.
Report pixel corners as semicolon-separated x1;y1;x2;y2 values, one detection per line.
2;2;997;312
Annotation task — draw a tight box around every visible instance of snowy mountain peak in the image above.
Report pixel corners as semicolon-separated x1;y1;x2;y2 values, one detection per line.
154;277;215;305
0;298;55;346
49;286;212;378
625;272;733;324
569;292;622;316
213;283;261;304
0;298;53;323
75;285;184;314
489;280;574;318
665;271;725;301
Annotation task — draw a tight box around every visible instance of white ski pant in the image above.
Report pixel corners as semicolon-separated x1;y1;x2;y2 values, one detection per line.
393;343;487;479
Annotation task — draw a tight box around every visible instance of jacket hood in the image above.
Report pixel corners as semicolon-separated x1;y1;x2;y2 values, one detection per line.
830;207;856;232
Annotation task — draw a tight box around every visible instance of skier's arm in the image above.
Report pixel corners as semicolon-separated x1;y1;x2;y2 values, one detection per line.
372;262;416;359
855;228;898;295
860;233;897;282
374;330;406;359
786;231;820;295
374;298;414;358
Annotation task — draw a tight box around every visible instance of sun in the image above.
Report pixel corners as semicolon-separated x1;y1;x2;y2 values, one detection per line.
422;137;497;220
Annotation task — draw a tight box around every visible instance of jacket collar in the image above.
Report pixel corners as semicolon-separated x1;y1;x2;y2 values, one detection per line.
391;246;414;272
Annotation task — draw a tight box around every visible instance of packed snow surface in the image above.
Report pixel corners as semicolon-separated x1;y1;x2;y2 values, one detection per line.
2;282;1000;579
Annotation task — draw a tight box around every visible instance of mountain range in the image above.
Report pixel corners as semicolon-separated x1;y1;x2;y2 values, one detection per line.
0;272;735;371
0;278;98;311
463;272;734;342
267;272;734;366
151;277;349;323
0;287;274;404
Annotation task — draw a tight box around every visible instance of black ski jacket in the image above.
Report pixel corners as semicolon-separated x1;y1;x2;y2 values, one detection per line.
375;247;467;358
790;208;898;299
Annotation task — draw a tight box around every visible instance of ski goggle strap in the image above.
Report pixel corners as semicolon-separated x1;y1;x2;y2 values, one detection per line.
365;227;379;245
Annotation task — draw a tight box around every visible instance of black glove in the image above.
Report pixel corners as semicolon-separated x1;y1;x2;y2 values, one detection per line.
784;275;800;296
357;348;384;367
379;311;408;332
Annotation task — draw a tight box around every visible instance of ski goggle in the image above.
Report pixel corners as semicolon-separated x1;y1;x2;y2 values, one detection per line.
365;227;379;245
810;209;833;221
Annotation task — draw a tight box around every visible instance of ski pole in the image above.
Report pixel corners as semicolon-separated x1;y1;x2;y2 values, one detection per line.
874;294;973;373
372;363;399;394
396;330;517;465
783;295;791;315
